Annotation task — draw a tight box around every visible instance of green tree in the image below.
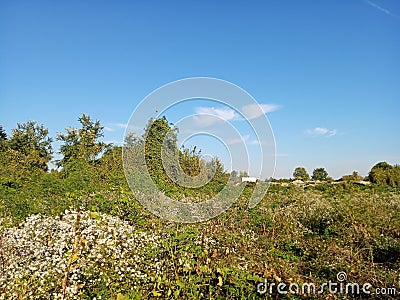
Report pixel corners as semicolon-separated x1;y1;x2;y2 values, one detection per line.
97;145;127;188
206;157;225;180
0;125;7;141
7;121;52;172
390;165;400;187
57;114;109;168
143;116;179;186
0;125;7;152
179;146;202;177
371;161;392;171
293;167;310;181
124;131;143;148
312;168;328;181
230;170;238;182
0;121;52;189
122;116;229;198
128;116;228;197
369;162;391;185
352;171;362;181
369;162;400;187
239;170;249;178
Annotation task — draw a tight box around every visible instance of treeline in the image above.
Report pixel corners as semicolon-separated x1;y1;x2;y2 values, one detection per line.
0;115;122;189
291;163;400;187
0;115;128;221
0;114;229;216
1;114;399;192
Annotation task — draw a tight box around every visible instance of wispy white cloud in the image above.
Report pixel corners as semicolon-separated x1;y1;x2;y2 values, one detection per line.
106;123;141;132
192;115;222;126
193;107;239;126
226;135;269;146
227;134;250;145
364;0;399;18
242;103;281;120
110;123;130;129
247;139;266;145
193;103;281;126
306;127;337;137
195;107;238;120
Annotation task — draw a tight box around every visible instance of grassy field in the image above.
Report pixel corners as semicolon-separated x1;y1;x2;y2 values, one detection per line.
1;181;399;299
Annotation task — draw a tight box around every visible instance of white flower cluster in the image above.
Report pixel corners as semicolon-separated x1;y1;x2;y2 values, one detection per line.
0;209;165;299
194;234;218;249
274;193;340;236
297;196;339;226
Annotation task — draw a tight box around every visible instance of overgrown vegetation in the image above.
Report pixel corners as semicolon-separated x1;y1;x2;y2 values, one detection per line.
0;115;399;299
369;162;400;187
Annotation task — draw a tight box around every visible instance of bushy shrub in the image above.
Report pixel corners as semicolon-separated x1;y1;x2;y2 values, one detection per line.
369;162;400;187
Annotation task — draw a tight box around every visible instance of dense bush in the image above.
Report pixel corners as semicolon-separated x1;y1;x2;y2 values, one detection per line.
369;162;400;187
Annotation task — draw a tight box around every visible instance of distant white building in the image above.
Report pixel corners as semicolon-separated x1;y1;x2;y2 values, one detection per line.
241;177;257;183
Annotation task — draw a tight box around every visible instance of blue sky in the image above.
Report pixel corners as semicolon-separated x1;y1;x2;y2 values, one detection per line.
1;0;399;179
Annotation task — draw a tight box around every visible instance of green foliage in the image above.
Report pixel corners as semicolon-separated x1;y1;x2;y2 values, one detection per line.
312;167;328;181
229;170;238;183
341;171;362;182
239;170;248;178
7;121;52;172
371;161;392;171
124;116;228;199
0;121;52;190
97;146;126;186
57;113;110;170
142;116;180;195
369;161;400;187
0;125;6;141
179;146;202;177
293;166;310;181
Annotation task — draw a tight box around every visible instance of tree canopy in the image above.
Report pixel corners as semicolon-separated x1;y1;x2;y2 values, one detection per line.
312;167;328;181
57;114;110;169
0;125;7;141
293;167;310;181
5;121;52;172
369;162;400;187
